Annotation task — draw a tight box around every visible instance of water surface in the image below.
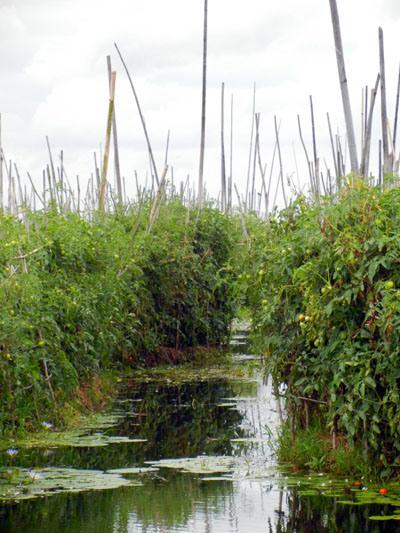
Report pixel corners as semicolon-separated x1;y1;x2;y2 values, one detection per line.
0;334;397;532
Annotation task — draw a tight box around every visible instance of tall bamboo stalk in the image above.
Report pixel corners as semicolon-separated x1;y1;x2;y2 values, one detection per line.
99;71;116;211
274;116;287;208
361;74;380;179
329;0;359;173
245;83;256;211
379;27;391;174
393;63;400;153
220;82;227;211
114;43;159;186
198;0;208;206
107;55;122;204
228;93;233;211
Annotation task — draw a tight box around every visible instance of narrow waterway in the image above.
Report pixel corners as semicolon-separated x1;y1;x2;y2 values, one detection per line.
0;333;397;532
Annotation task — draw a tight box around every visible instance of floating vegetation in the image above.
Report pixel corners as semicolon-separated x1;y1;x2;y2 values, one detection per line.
106;467;159;475
0;467;141;502
0;413;146;451
146;456;236;475
8;432;146;450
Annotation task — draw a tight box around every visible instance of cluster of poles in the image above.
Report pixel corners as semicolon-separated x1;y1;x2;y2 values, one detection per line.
0;0;399;222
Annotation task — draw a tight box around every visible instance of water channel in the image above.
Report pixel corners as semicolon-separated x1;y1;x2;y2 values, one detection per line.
0;333;398;532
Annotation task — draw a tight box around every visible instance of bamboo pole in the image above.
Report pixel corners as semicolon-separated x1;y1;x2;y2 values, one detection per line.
245;83;256;211
274;116;287;209
327;113;339;181
99;71;116;211
393;63;400;153
228;93;233;211
329;0;359;173
114;43;159;186
220;82;227;212
107;55;123;204
197;0;208;207
379;27;392;174
309;95;320;194
297;115;315;193
361;74;380;179
164;130;170;167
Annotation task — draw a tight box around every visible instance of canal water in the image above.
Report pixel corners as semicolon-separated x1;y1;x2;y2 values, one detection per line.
0;333;397;532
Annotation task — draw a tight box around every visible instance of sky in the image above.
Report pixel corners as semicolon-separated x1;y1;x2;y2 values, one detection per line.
1;0;400;205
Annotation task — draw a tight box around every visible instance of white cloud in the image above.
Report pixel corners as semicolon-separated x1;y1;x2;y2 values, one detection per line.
1;0;399;203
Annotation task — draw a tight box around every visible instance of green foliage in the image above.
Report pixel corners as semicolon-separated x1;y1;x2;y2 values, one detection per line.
0;202;241;433
246;182;400;471
278;421;367;477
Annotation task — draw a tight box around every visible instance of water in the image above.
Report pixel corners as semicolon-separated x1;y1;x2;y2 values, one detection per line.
0;334;397;532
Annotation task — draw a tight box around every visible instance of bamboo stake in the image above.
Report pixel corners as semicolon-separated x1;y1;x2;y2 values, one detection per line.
274;116;287;209
234;184;249;241
361;74;380;179
197;0;208;206
379;27;392;174
245;83;256;211
147;166;168;233
329;0;359;172
114;43;159;186
107;55;123;204
393;63;400;153
228;93;233;211
297;115;315;193
309;95;320;195
27;172;44;207
220;82;227;212
327;113;339;181
99;71;116;211
164;130;170;167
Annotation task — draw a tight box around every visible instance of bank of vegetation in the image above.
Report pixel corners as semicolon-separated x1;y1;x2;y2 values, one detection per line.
0;201;242;434
246;180;400;477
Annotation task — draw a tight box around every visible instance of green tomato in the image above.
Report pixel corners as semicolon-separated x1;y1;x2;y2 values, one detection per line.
385;280;394;290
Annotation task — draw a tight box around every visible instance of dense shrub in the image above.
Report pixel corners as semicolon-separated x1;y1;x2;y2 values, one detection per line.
0;201;241;432
247;182;400;472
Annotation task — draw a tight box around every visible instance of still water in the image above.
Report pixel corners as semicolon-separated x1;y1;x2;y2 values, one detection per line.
0;334;397;532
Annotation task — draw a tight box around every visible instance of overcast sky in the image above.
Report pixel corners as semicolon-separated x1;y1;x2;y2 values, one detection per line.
1;0;400;202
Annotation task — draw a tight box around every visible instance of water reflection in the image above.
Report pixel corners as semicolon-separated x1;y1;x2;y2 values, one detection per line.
0;338;395;532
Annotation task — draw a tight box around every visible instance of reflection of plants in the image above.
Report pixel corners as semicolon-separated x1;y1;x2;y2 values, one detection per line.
118;380;248;460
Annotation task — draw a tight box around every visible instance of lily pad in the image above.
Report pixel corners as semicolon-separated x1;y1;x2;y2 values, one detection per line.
147;456;236;475
8;431;147;449
106;467;159;475
0;467;141;501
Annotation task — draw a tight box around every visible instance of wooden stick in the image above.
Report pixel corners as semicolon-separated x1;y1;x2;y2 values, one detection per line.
228;93;233;211
197;0;208;207
99;71;116;211
329;0;359;172
274;115;287;208
297;115;315;193
114;43;159;186
361;74;380;179
327;112;339;181
379;27;391;174
309;95;319;195
393;63;400;153
164;130;170;167
220;82;227;212
245;83;256;211
107;55;123;204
